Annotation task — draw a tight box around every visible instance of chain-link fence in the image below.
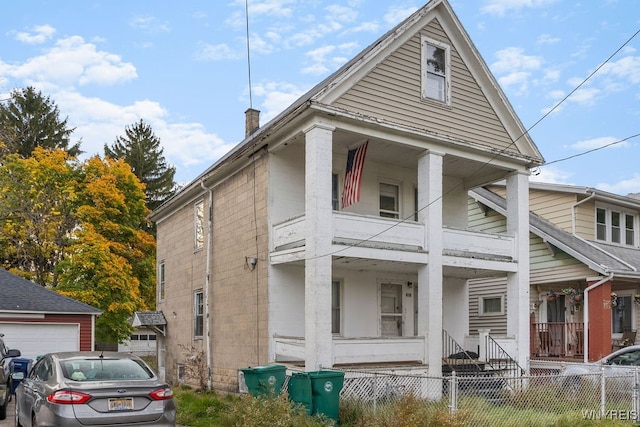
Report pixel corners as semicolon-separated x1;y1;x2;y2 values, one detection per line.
331;363;640;426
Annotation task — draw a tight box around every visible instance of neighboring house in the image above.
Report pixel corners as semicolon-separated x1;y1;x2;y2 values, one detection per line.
117;311;166;359
468;183;640;363
150;0;544;393
0;268;101;360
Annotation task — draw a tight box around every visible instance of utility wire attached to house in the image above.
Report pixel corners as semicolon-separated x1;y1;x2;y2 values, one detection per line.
306;25;640;262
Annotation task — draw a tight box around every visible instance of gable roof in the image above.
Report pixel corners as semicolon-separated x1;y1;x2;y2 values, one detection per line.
151;0;543;221
471;187;640;279
0;268;102;314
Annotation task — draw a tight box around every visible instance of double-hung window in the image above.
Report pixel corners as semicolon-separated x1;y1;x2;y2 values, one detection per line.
332;281;342;334
379;182;399;219
194;290;204;338
421;36;450;103
596;206;636;246
158;261;165;301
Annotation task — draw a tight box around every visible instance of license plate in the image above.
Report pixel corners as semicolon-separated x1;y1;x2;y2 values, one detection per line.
108;397;134;411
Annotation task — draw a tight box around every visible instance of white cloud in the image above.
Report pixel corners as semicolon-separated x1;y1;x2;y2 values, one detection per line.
129;16;170;33
481;0;559;16
536;33;560;45
491;47;543;94
252;81;309;122
383;6;418;27
0;36;137;87
13;24;56;44
597;173;640;196
599;55;640;85
194;43;243;61
570;136;628;151
530;165;573;185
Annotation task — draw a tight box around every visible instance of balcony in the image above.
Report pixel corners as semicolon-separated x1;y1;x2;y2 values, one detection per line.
271;212;516;268
274;335;425;365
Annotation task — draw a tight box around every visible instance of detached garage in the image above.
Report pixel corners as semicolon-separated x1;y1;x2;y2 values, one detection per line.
0;268;101;360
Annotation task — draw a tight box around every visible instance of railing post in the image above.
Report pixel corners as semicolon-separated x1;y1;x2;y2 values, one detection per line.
600;364;606;418
449;370;457;414
478;329;490;362
634;369;640;422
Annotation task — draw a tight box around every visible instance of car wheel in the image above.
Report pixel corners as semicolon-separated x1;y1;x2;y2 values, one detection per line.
0;394;7;420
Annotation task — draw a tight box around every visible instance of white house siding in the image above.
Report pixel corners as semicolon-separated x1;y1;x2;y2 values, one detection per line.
332;18;517;158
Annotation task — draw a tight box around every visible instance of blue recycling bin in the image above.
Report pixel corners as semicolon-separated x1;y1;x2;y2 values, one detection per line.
10;358;32;394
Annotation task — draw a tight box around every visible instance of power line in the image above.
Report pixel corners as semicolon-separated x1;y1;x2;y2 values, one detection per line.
543;132;640;167
305;26;640;262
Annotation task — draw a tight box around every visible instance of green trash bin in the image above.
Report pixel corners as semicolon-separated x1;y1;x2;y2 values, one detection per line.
308;370;345;422
287;372;312;415
241;365;286;397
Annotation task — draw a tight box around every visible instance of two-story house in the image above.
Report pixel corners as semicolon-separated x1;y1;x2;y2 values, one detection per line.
469;183;640;364
149;0;544;393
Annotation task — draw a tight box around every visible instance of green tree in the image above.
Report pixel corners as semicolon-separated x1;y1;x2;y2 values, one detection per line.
105;119;176;212
0;86;82;158
0;148;79;285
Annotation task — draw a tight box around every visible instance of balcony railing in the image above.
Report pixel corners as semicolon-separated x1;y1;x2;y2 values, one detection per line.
272;213;515;262
531;322;584;358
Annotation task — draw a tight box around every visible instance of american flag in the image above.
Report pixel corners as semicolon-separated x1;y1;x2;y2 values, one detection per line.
341;140;368;209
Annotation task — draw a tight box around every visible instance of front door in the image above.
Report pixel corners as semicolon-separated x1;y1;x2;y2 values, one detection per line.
547;295;566;356
381;283;403;337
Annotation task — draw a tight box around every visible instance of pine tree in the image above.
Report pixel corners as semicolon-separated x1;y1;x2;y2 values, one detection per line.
105;119;176;212
0;86;81;158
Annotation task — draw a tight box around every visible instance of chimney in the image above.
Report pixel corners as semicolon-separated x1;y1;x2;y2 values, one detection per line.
245;108;260;137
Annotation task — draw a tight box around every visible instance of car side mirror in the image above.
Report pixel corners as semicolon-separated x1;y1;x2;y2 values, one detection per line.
7;349;21;358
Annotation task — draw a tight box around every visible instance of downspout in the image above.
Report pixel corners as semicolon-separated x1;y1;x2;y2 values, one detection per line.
583;273;614;363
571;191;595;235
200;180;213;390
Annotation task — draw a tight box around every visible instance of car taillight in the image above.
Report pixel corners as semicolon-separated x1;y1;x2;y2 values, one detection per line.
47;390;92;404
149;386;173;401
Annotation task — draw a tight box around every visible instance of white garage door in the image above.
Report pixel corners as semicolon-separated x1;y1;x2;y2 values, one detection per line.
0;323;79;360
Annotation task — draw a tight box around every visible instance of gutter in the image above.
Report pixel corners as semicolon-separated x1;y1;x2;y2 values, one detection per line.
200;180;213;390
583;273;614;363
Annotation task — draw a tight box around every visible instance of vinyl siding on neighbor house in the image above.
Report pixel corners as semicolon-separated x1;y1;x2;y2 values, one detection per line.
332;18;515;157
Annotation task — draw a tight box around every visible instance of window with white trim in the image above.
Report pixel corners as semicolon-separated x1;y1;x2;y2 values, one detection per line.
596;206;637;246
332;280;342;334
379;182;399;219
194;290;204;337
479;295;504;316
194;200;205;250
421;36;450;103
612;294;633;334
158;261;165;301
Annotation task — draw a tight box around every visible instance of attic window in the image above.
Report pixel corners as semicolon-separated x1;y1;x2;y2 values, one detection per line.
421;36;450;104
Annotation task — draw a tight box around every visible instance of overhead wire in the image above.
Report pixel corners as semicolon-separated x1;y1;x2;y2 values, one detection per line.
304;25;640;262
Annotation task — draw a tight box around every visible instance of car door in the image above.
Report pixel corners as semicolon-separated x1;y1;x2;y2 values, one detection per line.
19;357;51;422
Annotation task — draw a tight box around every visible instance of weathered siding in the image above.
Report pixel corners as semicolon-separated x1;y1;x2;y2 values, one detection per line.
468;276;507;336
333;18;516;156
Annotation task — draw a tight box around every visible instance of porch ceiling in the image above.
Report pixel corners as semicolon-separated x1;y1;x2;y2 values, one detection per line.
331;130;504;181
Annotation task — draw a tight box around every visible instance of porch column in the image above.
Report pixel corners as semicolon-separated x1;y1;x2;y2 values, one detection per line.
505;171;530;372
417;150;443;378
304;123;335;371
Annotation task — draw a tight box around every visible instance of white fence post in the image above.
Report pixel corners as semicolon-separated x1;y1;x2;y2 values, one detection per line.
449;371;458;414
600;365;606;418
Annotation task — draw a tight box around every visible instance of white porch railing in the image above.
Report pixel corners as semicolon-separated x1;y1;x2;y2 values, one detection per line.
271;213;515;260
274;335;425;365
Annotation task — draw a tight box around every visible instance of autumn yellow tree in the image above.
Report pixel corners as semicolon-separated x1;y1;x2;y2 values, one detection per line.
0;149;156;343
0;148;79;285
57;156;156;343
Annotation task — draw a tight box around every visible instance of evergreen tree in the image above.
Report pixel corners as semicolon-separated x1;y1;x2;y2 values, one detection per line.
0;86;81;158
105;119;176;212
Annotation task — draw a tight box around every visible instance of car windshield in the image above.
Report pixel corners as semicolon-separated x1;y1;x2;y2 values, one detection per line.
61;357;155;381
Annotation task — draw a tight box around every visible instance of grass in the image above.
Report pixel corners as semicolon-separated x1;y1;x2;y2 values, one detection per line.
173;385;640;427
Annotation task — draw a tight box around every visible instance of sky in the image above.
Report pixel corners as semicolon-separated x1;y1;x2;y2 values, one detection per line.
1;0;639;195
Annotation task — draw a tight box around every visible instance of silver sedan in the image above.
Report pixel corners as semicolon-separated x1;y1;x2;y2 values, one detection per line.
14;351;175;427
